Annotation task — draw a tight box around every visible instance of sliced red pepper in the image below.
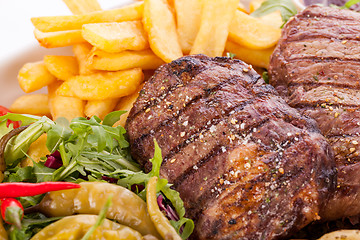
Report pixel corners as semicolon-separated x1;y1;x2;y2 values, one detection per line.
0;106;20;129
0;182;81;198
1;198;24;229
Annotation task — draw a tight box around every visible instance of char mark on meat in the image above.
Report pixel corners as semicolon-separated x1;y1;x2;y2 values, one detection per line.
269;5;360;221
127;54;336;239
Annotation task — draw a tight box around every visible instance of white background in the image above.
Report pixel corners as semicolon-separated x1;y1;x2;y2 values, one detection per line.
0;0;131;107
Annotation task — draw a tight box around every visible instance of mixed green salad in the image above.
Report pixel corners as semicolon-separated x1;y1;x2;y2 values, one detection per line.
0;111;194;239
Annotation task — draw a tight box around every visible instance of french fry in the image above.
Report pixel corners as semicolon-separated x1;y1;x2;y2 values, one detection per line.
190;0;238;57
34;29;85;48
114;84;144;127
225;41;274;69
56;68;143;100
73;43;98;75
174;0;201;54
88;48;164;71
31;2;143;32
82;21;149;53
20;134;49;167
228;10;281;50
84;99;119;119
10;94;50;117
18;61;57;93
44;55;79;81
249;0;283;29
143;0;183;62
48;81;85;120
62;0;102;15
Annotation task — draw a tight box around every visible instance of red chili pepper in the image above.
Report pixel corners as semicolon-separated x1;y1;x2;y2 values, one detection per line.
0;182;81;198
0;106;20;129
1;198;24;229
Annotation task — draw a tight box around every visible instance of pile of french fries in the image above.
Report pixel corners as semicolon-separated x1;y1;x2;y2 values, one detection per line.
10;0;282;125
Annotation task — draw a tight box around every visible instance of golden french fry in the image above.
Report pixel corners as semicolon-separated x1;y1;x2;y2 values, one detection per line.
56;68;143;100
88;48;164;71
84;99;119;119
143;0;183;62
82;21;149;53
225;41;274;68
174;0;201;54
44;55;79;81
114;83;144;127
20;134;49;167
228;10;281;50
73;43;98;75
10;94;50;117
62;0;102;15
190;0;238;57
18;61;57;93
249;0;282;28
31;2;143;32
48;81;85;121
34;29;85;48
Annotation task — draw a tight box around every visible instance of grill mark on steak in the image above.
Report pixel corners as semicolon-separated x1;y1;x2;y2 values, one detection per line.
127;57;260;138
165;94;316;185
182;132;310;221
195;133;332;239
280;39;360;62
288;82;360;91
127;55;336;239
286;85;360;108
277;59;360;89
131;73;257;145
299;5;360;21
127;66;261;142
132;76;268;168
283;16;360;42
269;5;360;221
128;57;209;120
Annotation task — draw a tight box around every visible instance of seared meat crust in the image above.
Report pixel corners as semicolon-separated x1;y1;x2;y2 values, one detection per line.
127;55;336;239
269;5;360;221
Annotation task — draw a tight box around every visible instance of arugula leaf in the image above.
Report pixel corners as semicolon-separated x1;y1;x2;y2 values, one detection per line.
46;117;72;153
262;71;269;84
149;139;163;177
251;0;297;26
226;52;236;59
4;116;54;166
0;113;41;126
342;0;360;8
7;213;61;240
4;166;34;183
32;161;55;182
102;110;127;127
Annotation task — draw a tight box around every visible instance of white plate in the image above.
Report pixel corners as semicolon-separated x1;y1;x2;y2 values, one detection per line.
0;0;132;107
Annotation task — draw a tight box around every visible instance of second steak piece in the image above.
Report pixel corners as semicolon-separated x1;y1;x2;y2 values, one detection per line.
269;5;360;221
126;55;336;239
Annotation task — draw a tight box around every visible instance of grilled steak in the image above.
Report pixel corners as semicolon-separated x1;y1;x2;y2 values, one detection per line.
126;55;335;239
269;5;360;221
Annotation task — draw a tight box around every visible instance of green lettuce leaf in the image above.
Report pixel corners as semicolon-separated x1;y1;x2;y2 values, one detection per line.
251;0;297;26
